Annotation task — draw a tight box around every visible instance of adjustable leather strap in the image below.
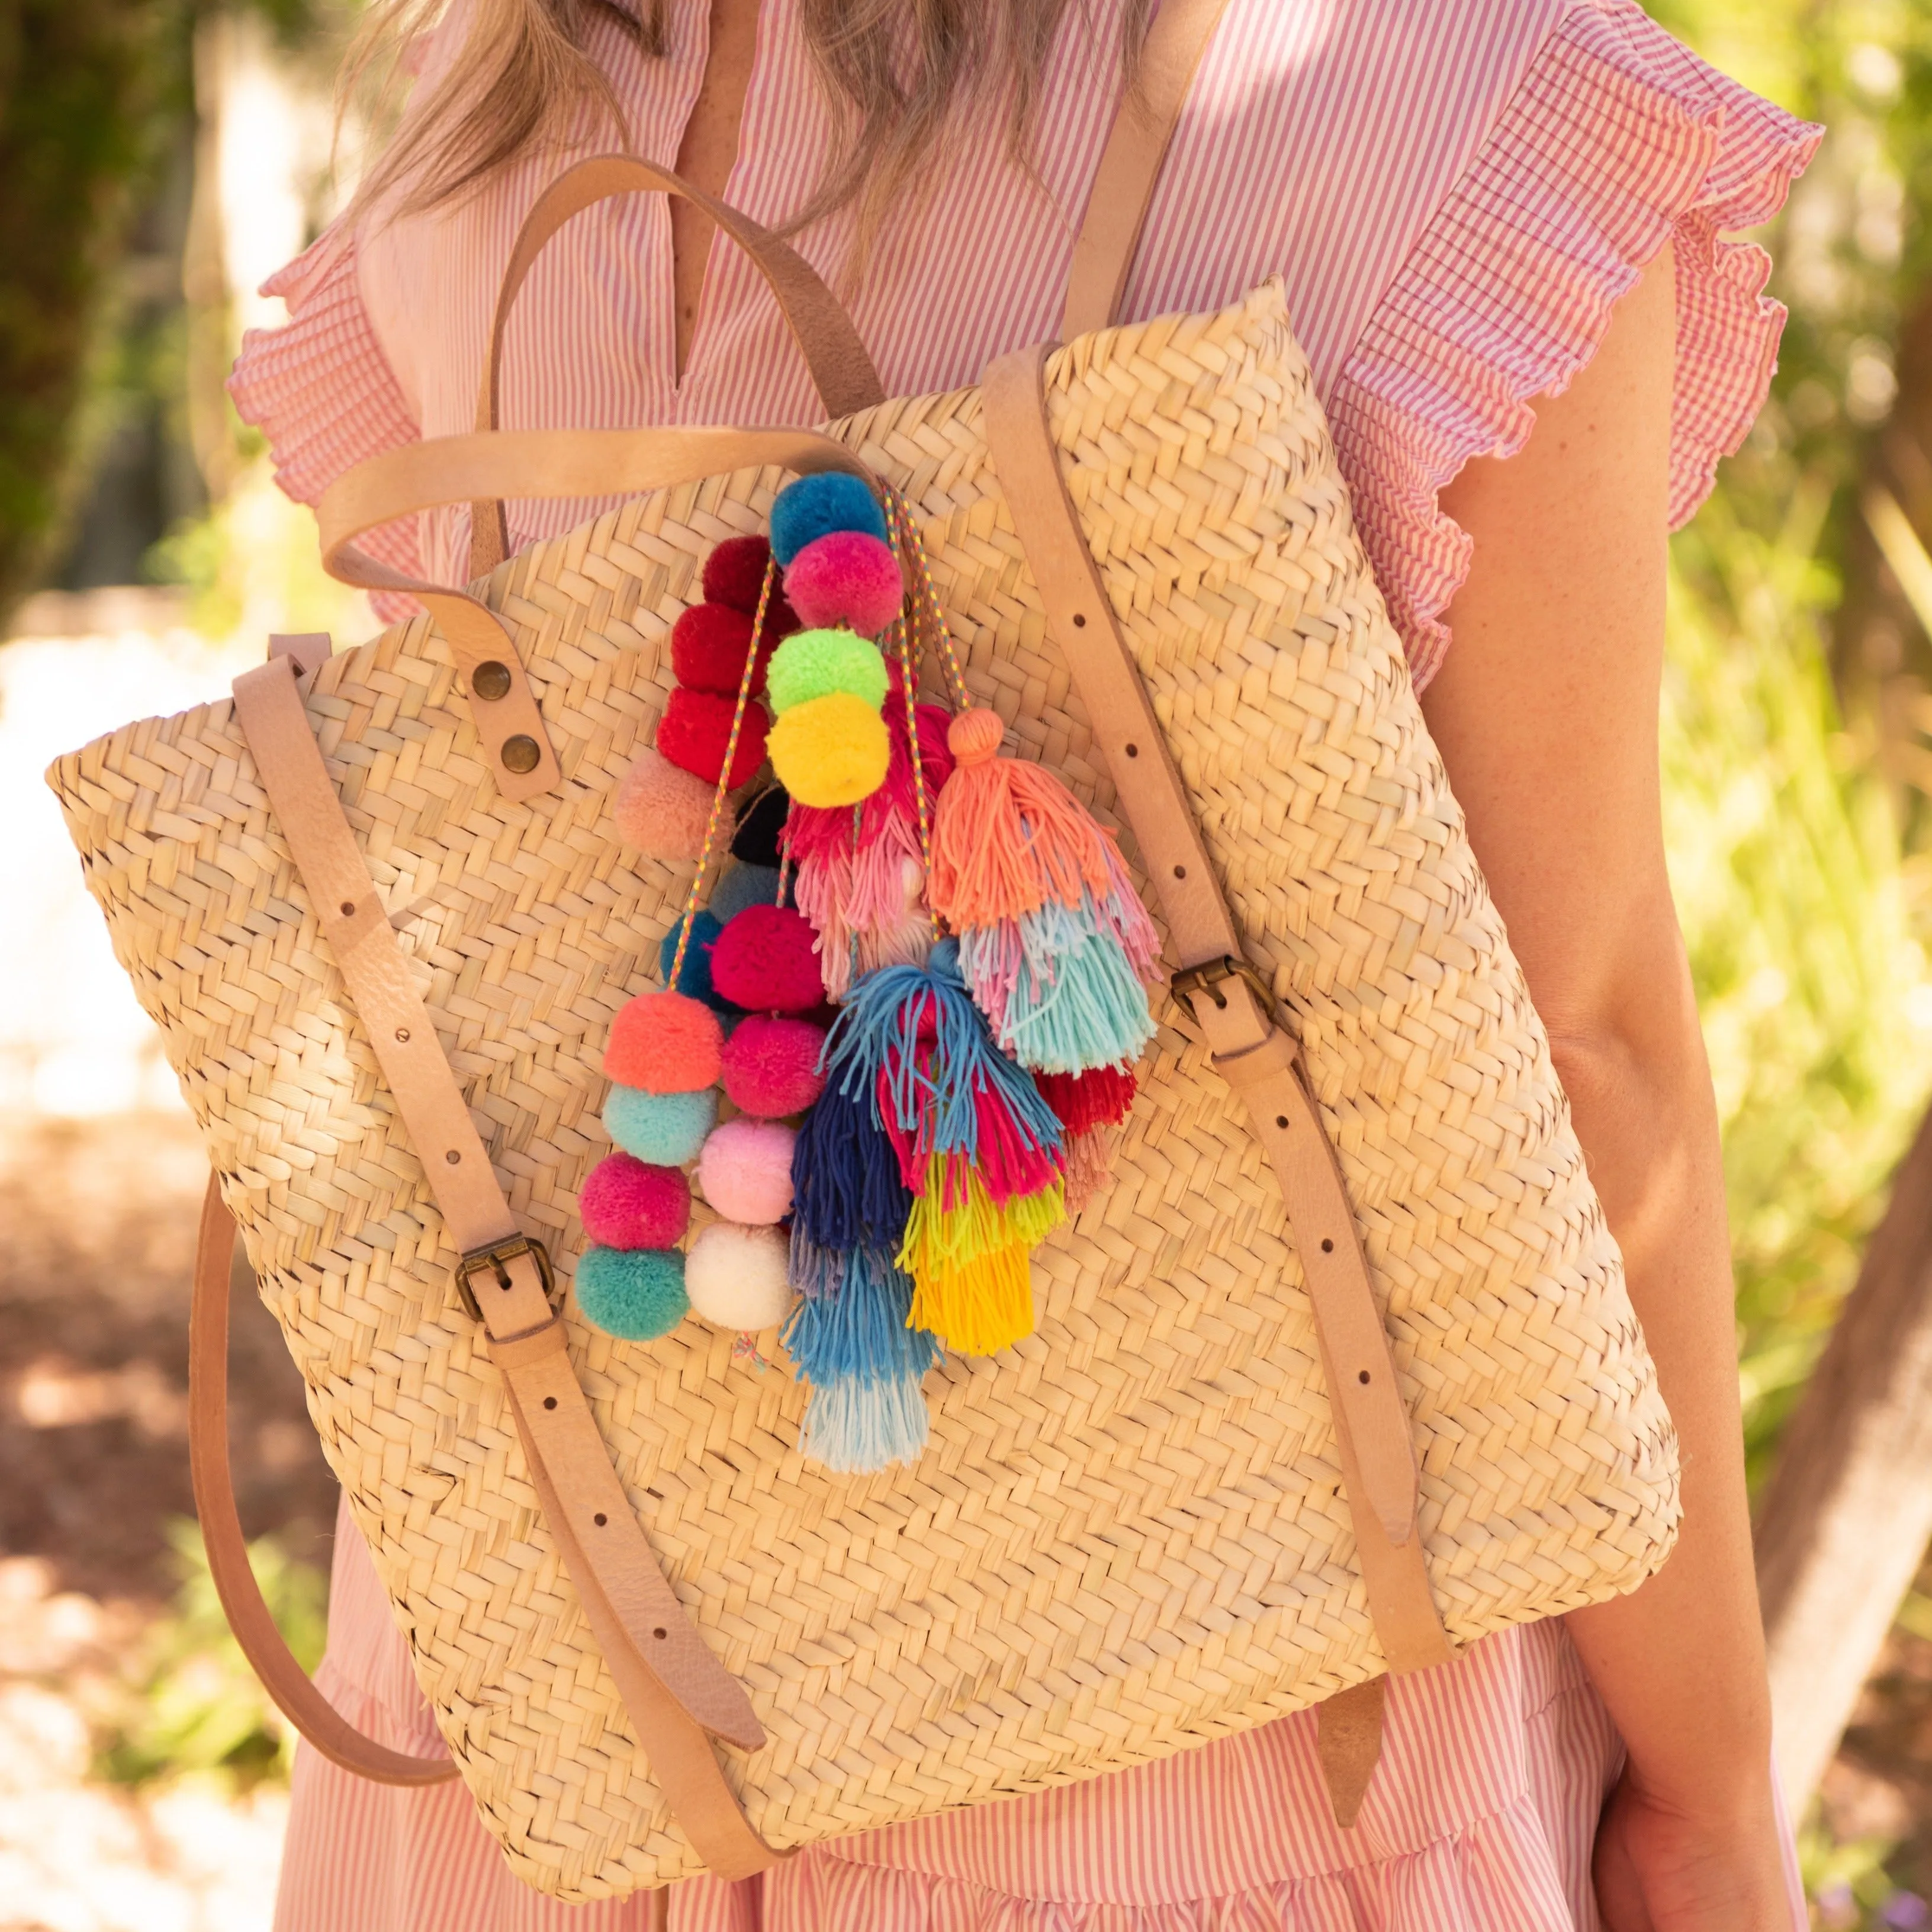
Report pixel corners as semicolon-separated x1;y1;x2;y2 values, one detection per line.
469;155;887;576
190;1174;458;1786
978;348;1451;1682
1061;0;1235;342
227;647;783;1878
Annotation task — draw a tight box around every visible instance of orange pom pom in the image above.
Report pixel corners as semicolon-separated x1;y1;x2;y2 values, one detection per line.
603;991;722;1094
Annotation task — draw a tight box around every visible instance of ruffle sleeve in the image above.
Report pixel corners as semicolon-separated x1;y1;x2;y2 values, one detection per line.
1325;0;1824;692
227;230;425;623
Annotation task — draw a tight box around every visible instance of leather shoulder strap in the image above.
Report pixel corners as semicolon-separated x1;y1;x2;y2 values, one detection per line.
1062;0;1236;340
979;346;1452;1679
220;646;785;1878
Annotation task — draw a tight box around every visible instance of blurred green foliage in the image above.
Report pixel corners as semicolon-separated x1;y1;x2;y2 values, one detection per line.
94;1518;326;1788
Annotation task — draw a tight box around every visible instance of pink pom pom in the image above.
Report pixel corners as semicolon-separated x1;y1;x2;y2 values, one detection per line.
580;1153;690;1249
698;1118;796;1225
783;531;904;637
613;747;713;859
603;991;721;1093
719;1015;827;1117
709;905;824;1013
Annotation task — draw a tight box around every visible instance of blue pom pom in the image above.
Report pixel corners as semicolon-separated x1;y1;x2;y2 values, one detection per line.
660;910;737;1011
605;1085;716;1165
575;1246;689;1340
770;473;888;567
709;863;783;921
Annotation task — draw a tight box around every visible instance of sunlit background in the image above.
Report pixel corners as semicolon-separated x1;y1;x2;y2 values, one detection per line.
5;1;1932;1926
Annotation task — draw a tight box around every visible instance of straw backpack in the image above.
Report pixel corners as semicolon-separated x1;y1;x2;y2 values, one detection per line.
49;0;1678;1899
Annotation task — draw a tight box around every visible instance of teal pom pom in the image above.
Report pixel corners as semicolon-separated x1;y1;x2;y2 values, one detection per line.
605;1084;716;1165
710;863;782;921
575;1246;689;1340
764;628;889;716
770;473;888;565
659;911;735;1011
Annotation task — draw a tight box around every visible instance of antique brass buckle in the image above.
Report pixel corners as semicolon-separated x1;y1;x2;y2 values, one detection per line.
454;1233;558;1323
1169;953;1278;1017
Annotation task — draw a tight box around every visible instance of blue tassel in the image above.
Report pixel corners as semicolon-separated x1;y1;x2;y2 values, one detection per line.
798;1374;931;1473
825;940;1062;1160
790;1072;910;1250
782;1245;938;1386
957;893;1156;1075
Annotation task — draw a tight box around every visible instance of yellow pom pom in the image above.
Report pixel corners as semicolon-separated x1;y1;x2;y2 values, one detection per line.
767;691;891;807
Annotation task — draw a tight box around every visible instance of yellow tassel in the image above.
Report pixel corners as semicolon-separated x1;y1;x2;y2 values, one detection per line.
906;1243;1034;1355
899;1161;1065;1275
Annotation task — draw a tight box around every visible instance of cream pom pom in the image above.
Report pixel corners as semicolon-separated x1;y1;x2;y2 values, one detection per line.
684;1220;793;1332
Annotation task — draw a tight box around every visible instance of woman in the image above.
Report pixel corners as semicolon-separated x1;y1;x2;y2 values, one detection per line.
232;1;1821;1926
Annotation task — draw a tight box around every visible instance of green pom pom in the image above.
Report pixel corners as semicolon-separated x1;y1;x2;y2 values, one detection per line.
764;628;889;717
575;1246;689;1340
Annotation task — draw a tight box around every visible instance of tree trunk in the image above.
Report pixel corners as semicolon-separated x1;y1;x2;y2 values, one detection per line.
1756;1092;1932;1810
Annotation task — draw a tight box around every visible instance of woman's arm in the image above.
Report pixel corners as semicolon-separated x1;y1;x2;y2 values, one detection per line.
1429;249;1793;1931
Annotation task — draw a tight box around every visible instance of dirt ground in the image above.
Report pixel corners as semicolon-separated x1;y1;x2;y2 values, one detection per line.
3;1110;1929;1927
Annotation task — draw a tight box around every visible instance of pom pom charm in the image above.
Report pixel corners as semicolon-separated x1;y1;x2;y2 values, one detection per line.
658;687;770;789
767;692;891;808
605;1084;716;1165
575;1247;689;1340
671;603;761;696
709;863;782;921
580;1154;691;1249
710;905;826;1013
699;1118;798;1224
685;1221;793;1331
721;1015;827;1116
765;629;890;716
769;472;889;566
614;747;713;860
604;991;722;1094
659;911;734;1010
783;531;904;637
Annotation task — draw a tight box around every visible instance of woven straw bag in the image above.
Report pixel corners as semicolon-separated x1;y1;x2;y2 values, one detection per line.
47;0;1678;1900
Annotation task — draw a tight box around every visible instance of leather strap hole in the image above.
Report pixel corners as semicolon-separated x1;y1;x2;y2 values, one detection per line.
394;1027;410;1043
543;1396;557;1410
445;1149;461;1165
1172;864;1187;880
1358;1370;1371;1385
1072;613;1087;628
1320;1237;1333;1252
1275;1114;1288;1129
652;1626;668;1641
594;1512;609;1526
1125;742;1139;758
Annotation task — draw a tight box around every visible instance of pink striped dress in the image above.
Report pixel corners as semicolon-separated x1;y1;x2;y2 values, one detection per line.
232;3;1820;1926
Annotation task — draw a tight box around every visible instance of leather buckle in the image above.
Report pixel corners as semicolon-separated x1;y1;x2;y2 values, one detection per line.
454;1234;558;1323
1170;953;1278;1018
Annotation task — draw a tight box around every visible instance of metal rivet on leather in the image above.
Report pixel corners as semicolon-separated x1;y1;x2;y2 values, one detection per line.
339;901;355;916
500;734;541;774
472;660;513;701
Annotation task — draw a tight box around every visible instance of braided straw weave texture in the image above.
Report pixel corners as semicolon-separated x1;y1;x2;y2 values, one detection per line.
49;282;1677;1899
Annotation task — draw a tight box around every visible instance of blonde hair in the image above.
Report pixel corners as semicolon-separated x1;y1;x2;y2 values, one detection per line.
342;0;1150;242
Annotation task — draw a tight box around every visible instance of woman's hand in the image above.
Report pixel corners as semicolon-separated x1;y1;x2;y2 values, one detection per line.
1593;1769;1795;1932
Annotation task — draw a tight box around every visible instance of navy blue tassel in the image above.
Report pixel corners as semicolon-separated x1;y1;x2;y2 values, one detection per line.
790;1072;910;1251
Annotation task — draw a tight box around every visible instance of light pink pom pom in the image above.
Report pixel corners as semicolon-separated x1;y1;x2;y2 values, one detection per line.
614;747;713;860
783;531;904;637
697;1118;796;1225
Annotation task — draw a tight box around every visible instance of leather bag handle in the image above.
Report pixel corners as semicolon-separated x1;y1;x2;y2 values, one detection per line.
468;155;888;577
189;1172;458;1788
220;645;786;1878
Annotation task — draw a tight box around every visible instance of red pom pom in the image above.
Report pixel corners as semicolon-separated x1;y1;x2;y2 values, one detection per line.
719;1015;827;1117
657;689;770;789
709;905;824;1013
702;535;773;614
580;1154;690;1249
1034;1063;1139;1131
604;990;722;1093
671;603;756;695
784;531;904;635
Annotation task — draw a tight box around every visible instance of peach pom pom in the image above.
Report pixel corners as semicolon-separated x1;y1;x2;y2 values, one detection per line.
710;905;824;1013
613;747;713;860
783;531;904;636
603;991;722;1094
719;1015;826;1116
698;1118;796;1225
580;1153;690;1249
684;1221;793;1331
